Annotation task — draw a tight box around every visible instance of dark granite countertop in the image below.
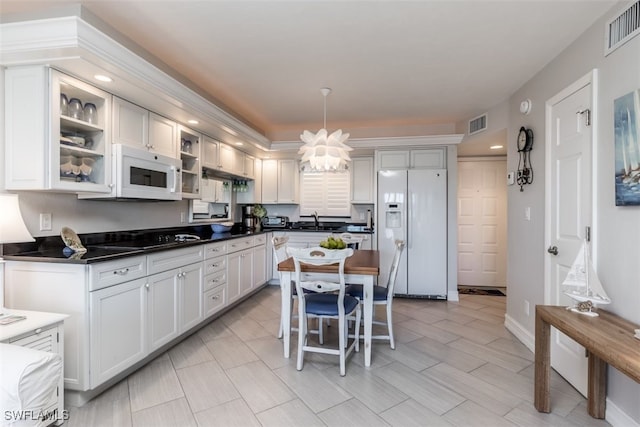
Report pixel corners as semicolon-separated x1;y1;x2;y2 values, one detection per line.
1;222;373;265
1;225;266;264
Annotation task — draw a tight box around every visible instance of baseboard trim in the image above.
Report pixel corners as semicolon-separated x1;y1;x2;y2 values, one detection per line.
606;396;640;427
504;314;638;426
504;314;534;353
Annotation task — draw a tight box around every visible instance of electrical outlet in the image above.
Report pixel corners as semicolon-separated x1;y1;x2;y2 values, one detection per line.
524;300;530;316
524;207;531;221
39;213;52;231
180;212;186;223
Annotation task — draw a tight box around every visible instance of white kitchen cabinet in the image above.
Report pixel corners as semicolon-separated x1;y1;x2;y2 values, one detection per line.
203;240;228;319
112;96;177;158
233;151;255;179
179;262;204;331
201;178;230;203
179;125;201;199
237;157;262;204
112;96;148;147
203;285;226;318
5;66;112;193
218;143;237;174
226;250;241;304
146;269;180;352
261;159;299;204
253;239;267;288
148;113;178;158
350;157;374;204
201;135;219;170
410;149;446;169
90;278;147;386
376;148;446;170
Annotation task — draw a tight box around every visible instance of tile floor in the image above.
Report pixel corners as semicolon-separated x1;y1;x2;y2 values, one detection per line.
65;286;611;427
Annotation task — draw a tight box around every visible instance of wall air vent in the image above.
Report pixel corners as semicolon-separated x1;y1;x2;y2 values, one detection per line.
605;0;640;56
468;114;488;135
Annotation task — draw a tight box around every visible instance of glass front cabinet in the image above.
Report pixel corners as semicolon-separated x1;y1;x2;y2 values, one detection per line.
5;66;112;193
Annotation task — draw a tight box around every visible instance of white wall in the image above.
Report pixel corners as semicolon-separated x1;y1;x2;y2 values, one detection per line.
506;2;640;424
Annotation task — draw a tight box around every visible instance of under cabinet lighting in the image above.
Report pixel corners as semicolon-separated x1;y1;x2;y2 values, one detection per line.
490;145;503;150
94;74;113;82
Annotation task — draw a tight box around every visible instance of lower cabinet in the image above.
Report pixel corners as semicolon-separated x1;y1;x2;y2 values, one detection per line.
147;269;179;352
227;248;253;304
5;234;268;396
90;278;147;387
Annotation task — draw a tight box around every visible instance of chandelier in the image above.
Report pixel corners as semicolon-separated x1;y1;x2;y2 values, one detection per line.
299;87;352;171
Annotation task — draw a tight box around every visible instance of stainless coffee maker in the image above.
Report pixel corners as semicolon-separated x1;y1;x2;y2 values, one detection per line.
242;205;257;229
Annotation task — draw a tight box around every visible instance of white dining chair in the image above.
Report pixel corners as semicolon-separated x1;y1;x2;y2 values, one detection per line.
288;246;361;376
338;232;364;249
273;236;324;342
346;239;405;349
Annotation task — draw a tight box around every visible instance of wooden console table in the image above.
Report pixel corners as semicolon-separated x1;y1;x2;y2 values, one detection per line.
535;305;640;419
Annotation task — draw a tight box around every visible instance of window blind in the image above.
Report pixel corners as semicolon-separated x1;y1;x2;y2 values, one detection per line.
300;171;351;216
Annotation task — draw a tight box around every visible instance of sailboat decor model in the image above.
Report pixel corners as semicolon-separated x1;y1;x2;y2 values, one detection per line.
562;238;611;317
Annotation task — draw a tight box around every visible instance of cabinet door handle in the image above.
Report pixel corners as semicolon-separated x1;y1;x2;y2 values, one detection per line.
211;295;219;300
34;328;42;334
211;263;219;268
113;268;129;275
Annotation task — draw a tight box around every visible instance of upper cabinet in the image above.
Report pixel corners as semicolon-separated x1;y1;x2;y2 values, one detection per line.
218;143;237;174
5;66;112;193
178;126;201;199
236;157;262;204
350;157;374;204
201;135;219;170
261;159;299;204
112;97;177;158
377;148;446;170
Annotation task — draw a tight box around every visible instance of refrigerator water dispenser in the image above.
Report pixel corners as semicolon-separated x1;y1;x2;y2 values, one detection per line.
385;203;403;228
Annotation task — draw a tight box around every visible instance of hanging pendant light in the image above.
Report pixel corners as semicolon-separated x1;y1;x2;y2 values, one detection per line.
299;87;352;171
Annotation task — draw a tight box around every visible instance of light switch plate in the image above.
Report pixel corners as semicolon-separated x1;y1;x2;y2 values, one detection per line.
39;213;52;231
507;171;515;185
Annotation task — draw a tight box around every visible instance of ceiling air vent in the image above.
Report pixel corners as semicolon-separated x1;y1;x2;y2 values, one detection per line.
605;0;640;56
468;114;487;135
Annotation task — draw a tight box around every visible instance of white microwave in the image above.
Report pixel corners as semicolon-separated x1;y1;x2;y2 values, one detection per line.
80;144;181;200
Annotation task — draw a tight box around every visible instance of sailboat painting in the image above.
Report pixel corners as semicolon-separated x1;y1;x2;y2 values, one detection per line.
614;89;640;206
562;239;611;317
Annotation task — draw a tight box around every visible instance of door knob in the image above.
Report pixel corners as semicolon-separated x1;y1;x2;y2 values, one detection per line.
547;246;558;256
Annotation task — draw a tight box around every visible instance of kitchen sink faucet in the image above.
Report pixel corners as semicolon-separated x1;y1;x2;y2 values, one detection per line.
312;211;319;228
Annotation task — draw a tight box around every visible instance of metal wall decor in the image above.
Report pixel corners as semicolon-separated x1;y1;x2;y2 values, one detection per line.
516;126;534;191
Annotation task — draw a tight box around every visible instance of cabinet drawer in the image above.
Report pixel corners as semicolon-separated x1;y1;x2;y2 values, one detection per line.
204;255;226;276
205;241;227;259
203;285;226;318
204;270;226;291
147;245;204;275
227;237;254;253
254;234;267;245
89;256;147;291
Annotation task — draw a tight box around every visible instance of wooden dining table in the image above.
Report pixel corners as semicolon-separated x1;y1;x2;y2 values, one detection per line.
277;249;380;367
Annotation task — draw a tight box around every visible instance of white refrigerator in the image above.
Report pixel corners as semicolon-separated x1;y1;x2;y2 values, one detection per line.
377;169;448;298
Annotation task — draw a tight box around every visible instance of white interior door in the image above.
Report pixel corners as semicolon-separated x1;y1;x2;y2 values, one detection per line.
545;71;595;397
457;159;507;288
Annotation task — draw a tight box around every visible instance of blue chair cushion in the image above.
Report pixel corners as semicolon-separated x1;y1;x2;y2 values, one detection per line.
304;294;360;316
345;284;388;301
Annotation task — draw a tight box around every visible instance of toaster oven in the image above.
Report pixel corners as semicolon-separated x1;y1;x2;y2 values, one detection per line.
262;216;289;228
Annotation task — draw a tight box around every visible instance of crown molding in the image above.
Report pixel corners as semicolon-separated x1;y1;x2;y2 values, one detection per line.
270;134;464;152
0;16;270;150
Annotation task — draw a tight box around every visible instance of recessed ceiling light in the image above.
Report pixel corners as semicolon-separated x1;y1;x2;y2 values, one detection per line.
94;74;113;82
234;142;243;146
490;145;503;150
187;119;199;125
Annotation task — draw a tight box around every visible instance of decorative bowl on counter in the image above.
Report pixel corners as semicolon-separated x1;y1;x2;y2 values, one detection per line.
211;222;234;233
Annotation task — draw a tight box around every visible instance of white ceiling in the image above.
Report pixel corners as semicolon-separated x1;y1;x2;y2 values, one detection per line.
1;0;618;155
